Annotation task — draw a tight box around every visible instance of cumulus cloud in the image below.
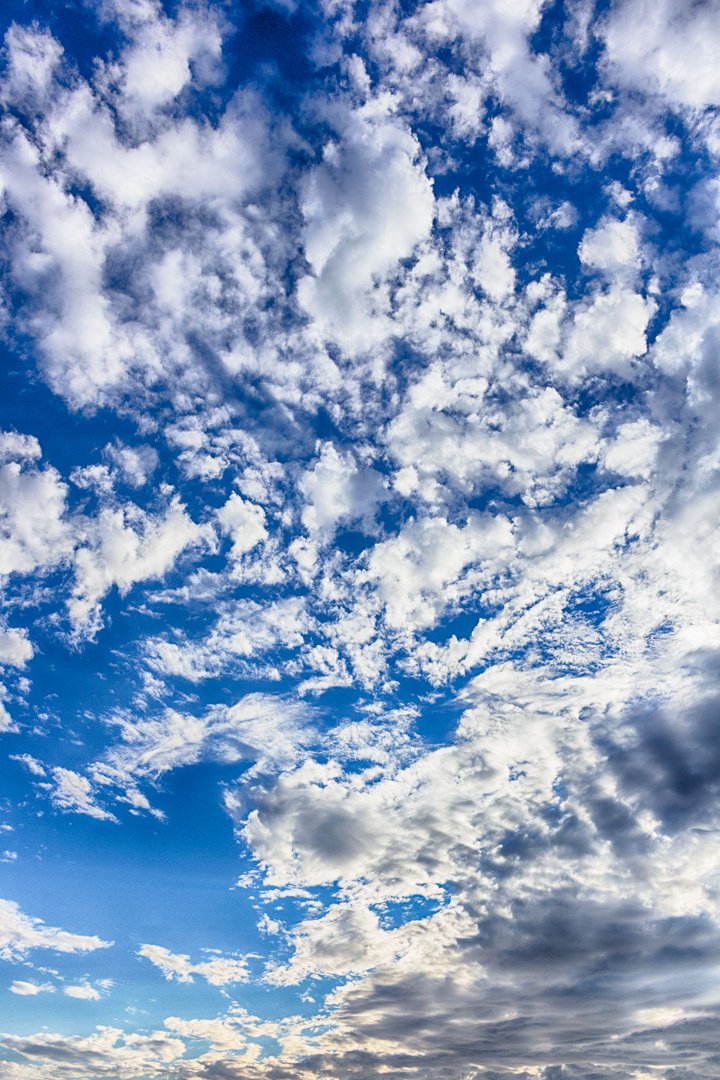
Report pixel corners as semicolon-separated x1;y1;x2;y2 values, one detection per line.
602;0;720;109
63;984;101;1000
297;106;434;348
0;454;72;580
0;626;33;668
299;443;385;540
9;981;55;996
2;1;720;1079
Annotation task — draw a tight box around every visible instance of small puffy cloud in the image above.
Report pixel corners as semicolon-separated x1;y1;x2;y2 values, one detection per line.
0;458;72;580
470;201;517;301
367;512;514;631
102;0;225;117
0;695;18;734
217;493;267;559
105;442;159;488
298;109;434;347
579;217;640;274
9;981;55;995
300;442;384;540
0;898;112;960
138;944;249;986
603;419;663;479
0;626;33;668
561;287;656;379
10;753;46;776
0;431;41;463
0;24;63;108
64;984;101;1000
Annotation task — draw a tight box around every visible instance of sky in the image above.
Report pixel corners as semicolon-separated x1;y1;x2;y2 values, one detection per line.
0;0;719;1077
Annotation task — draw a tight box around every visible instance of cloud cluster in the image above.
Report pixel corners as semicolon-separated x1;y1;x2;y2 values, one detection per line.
1;0;720;1078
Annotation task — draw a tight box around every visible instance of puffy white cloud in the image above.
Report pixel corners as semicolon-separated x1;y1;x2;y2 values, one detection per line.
70;496;212;637
0;24;63;109
602;0;720;109
217;494;267;560
10;754;46;777
9;981;55;996
0;432;41;463
64;984;101;1001
366;511;514;632
0;626;33;668
0;455;71;580
415;0;581;155
98;0;225;119
299;442;384;540
560;286;656;380
578;216;641;274
297;107;434;348
603;418;663;479
105;442;159;488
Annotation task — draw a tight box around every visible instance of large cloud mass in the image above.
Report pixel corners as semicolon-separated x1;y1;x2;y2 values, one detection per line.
1;1;719;1079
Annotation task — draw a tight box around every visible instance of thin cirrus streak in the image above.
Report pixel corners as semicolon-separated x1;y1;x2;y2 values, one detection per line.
0;0;719;1078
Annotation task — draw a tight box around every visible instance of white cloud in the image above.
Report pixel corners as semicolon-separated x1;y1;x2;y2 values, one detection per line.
297;107;434;348
90;694;314;811
2;1025;185;1075
602;0;720;109
138;944;249;985
299;442;384;540
10;754;46;777
366;511;514;632
579;217;641;274
70;496;212;637
0;626;33;668
9;981;55;996
0;456;71;580
99;0;224;118
0;898;112;960
105;442;159;488
415;0;581;155
603;418;663;479
561;286;656;380
50;768;118;823
0;431;41;463
0;24;63;109
217;493;267;560
64;984;101;1000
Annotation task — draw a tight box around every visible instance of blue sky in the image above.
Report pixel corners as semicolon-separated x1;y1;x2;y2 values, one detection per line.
1;0;720;1077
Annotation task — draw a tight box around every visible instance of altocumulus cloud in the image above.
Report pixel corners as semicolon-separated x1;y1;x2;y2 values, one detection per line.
0;0;720;1078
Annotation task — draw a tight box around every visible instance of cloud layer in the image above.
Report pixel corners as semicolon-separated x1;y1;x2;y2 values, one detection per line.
1;0;720;1078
